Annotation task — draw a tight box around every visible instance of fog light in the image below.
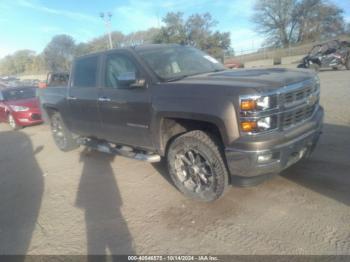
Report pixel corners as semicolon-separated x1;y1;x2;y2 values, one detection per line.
241;121;257;132
257;152;273;163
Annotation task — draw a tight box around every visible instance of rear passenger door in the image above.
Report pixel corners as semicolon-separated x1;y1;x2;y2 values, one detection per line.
67;55;102;137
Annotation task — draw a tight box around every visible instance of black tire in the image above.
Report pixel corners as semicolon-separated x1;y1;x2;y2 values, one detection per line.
167;130;229;202
50;112;79;152
8;113;21;130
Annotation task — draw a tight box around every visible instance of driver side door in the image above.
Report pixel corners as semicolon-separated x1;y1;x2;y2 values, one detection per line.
98;51;153;149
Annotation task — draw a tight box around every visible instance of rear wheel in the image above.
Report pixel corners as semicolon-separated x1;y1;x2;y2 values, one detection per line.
50;112;79;152
167;130;229;202
8;114;21;130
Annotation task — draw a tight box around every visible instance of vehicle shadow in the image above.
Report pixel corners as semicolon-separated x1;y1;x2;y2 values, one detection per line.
0;131;44;256
151;159;176;188
76;148;134;260
281;123;350;206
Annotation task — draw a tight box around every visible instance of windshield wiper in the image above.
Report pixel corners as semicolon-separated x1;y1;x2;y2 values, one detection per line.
166;75;190;82
211;68;226;72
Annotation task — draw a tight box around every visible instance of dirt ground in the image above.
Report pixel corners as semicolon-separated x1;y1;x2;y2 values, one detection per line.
0;69;349;255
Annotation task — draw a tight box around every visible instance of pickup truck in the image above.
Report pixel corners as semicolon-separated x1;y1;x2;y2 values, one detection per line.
39;44;323;202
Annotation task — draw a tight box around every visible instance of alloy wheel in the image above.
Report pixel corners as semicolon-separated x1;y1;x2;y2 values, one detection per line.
174;149;214;193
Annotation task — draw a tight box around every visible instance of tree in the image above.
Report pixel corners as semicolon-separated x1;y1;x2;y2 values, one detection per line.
153;12;187;44
0;50;36;75
153;12;231;59
252;0;346;47
75;28;160;56
123;28;160;46
43;34;75;71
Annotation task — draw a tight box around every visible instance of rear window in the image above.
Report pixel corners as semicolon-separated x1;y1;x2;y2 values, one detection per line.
73;56;98;88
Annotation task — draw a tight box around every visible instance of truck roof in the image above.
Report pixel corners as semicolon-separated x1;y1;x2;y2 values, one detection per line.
75;43;182;59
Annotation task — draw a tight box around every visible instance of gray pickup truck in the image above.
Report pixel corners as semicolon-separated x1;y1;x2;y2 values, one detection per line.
39;44;323;201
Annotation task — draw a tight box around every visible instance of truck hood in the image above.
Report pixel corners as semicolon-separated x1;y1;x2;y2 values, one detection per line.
173;68;315;93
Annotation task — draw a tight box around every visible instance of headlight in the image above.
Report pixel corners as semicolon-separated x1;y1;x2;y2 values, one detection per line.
314;75;320;90
240;116;277;133
240;95;275;111
10;105;29;112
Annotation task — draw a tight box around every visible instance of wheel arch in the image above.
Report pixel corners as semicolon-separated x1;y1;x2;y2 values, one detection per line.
156;115;227;156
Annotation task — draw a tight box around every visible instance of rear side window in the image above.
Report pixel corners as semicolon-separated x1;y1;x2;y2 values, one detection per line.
73;56;98;88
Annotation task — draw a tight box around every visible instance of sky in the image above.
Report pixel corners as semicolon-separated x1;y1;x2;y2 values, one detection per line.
0;0;349;58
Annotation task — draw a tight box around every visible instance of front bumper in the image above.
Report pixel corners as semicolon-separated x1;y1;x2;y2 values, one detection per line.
225;106;323;178
13;109;43;126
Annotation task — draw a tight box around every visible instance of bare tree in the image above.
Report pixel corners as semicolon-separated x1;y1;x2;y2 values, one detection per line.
252;0;345;47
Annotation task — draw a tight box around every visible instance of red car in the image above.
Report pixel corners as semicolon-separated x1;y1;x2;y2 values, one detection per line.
0;86;43;130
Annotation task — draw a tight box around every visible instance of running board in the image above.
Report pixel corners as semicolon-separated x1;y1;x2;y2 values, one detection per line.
77;138;161;163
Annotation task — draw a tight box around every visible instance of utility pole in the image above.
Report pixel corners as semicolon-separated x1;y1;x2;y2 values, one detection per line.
100;12;113;49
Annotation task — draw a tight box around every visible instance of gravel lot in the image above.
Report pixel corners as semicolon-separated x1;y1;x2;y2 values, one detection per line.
0;69;349;255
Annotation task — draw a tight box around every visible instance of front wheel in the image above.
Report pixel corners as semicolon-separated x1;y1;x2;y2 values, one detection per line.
8;114;21;130
50;112;79;152
167;130;229;202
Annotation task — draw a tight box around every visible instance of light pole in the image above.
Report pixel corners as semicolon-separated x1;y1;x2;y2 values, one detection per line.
100;12;113;49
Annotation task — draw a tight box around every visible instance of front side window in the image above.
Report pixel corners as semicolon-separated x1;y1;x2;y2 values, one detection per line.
136;45;225;81
73;56;98;88
105;54;138;89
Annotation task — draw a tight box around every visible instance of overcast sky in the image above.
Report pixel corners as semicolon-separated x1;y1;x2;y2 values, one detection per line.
0;0;349;58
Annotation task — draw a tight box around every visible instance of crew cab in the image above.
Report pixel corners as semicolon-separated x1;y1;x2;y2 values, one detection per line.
0;86;43;130
39;44;323;201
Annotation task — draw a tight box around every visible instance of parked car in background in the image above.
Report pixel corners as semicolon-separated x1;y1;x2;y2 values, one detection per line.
0;86;43;130
224;58;243;69
298;40;350;71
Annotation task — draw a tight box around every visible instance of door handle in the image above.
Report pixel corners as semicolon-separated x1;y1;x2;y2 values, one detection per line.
98;97;111;102
67;96;77;100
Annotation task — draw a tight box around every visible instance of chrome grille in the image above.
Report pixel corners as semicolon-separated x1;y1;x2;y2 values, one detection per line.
280;79;319;130
281;82;317;105
282;104;317;129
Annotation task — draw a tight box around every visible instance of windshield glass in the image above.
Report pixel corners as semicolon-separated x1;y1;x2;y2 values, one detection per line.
136;45;225;81
3;87;36;101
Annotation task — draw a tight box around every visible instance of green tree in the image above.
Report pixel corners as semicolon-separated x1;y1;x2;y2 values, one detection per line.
154;12;187;44
43;34;75;71
0;50;36;75
153;12;231;59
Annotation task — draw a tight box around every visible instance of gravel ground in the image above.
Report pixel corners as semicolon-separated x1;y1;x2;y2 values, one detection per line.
0;69;349;255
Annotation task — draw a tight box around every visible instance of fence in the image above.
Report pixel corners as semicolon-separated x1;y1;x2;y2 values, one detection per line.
225;35;350;65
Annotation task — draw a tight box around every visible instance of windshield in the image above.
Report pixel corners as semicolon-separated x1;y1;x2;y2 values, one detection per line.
136;45;225;81
3;87;36;101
